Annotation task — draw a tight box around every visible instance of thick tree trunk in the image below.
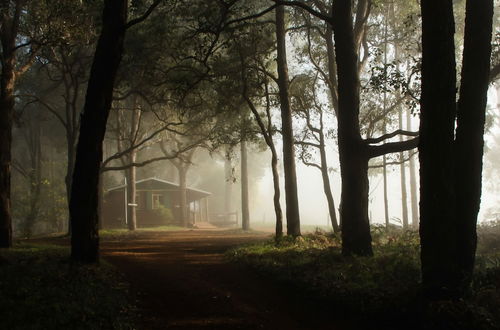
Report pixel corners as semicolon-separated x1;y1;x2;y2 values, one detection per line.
399;108;409;230
407;109;419;229
419;0;459;299
332;0;372;256
276;5;301;236
98;171;104;230
240;140;250;231
65;141;76;234
454;0;493;293
70;0;127;263
0;7;18;247
0;63;14;248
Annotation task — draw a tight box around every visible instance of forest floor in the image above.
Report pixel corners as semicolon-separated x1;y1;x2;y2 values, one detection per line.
101;228;347;330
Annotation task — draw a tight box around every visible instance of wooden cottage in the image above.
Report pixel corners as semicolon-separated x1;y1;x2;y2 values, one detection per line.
102;177;211;228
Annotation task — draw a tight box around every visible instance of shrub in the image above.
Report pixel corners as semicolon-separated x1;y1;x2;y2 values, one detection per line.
153;206;174;225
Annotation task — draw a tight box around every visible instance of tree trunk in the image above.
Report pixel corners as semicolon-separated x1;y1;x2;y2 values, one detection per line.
407;109;419;229
126;154;137;231
240;140;250;231
178;166;188;227
319;124;339;233
399;108;409;230
382;153;389;228
270;147;283;238
224;156;233;216
419;0;459;299
331;0;372;256
382;18;390;230
454;0;493;294
276;5;301;236
98;171;104;230
24;122;42;237
0;6;19;248
65;140;76;234
126;98;140;231
70;0;127;263
419;0;493;299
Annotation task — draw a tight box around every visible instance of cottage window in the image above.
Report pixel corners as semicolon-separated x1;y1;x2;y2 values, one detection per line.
152;193;163;209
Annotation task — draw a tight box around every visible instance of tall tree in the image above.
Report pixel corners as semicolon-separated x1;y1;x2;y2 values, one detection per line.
70;0;128;262
276;5;301;236
0;0;34;247
419;0;493;299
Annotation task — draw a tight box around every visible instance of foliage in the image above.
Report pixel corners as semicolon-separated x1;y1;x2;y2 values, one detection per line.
228;226;500;330
0;244;135;329
153;206;175;225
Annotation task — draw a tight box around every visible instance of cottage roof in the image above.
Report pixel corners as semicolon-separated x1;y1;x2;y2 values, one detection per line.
107;177;211;201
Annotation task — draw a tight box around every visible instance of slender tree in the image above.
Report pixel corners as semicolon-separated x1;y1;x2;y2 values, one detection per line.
276;5;301;236
240;140;250;230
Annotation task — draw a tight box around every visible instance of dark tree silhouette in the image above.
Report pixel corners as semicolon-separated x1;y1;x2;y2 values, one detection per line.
419;0;493;299
70;0;128;262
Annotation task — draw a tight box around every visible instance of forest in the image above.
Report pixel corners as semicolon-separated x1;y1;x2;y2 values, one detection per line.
0;0;499;329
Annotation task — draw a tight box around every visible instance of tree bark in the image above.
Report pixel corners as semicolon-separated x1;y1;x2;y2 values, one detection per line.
454;0;493;293
240;140;250;231
270;148;283;237
399;108;409;230
224;156;233;215
70;0;127;263
126;97;140;231
407;109;418;229
419;0;493;299
331;0;372;256
318;114;339;233
276;5;301;236
242;80;283;237
419;0;459;299
23;122;42;238
126;156;137;230
178;166;188;227
0;2;21;248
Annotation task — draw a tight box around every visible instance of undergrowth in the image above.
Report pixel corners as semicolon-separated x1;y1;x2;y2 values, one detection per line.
228;225;500;330
0;243;135;330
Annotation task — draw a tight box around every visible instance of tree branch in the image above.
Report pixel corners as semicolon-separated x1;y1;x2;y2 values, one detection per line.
125;0;163;29
368;137;419;159
365;129;419;144
272;1;332;23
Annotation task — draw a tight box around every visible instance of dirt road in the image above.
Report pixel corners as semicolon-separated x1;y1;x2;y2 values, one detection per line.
101;229;342;330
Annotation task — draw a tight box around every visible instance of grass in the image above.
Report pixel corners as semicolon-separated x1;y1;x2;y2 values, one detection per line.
228;225;500;330
0;243;136;330
99;225;185;240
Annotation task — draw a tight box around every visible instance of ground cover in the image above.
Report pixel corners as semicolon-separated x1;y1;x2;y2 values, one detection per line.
228;224;500;330
0;243;135;330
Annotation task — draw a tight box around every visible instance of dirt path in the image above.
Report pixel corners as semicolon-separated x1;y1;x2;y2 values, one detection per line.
101;229;343;330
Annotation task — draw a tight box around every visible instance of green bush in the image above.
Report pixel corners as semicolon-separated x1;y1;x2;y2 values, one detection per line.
153;206;175;225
